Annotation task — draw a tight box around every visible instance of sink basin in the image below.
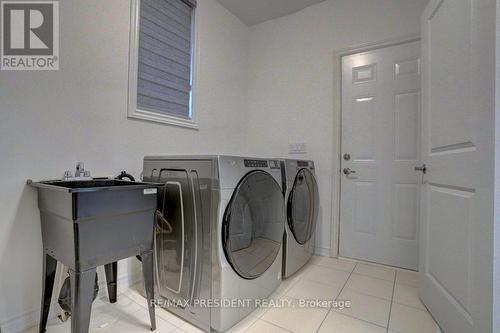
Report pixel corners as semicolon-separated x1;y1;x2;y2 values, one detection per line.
29;178;159;271
29;178;157;192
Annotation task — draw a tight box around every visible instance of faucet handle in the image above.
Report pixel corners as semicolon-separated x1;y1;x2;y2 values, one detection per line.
76;162;85;172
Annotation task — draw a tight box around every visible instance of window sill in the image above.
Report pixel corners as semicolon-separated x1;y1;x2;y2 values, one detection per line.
128;108;199;130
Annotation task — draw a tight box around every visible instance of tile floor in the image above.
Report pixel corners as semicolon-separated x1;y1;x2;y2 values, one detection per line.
23;257;441;333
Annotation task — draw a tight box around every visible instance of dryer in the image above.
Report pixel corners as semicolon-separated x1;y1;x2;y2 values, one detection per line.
143;156;285;332
281;159;319;278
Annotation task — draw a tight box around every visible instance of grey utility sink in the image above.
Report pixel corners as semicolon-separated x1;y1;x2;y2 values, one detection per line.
32;178;154;191
29;177;159;333
28;178;159;270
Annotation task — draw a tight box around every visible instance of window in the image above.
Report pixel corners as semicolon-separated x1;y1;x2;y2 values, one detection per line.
128;0;198;129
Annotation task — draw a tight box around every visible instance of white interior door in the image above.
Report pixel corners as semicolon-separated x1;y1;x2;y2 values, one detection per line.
419;0;496;332
339;40;421;270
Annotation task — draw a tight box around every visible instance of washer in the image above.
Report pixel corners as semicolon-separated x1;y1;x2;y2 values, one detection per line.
143;156;285;332
281;159;319;278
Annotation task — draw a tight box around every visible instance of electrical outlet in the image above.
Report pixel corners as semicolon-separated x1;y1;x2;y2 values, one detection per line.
289;142;307;154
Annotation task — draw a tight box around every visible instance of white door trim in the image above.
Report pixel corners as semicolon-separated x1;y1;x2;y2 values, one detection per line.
330;34;421;258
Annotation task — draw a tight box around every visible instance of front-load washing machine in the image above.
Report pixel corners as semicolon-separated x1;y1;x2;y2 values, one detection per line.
143;156;285;332
281;159;319;278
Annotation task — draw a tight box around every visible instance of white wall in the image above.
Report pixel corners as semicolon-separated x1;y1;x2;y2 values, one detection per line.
0;0;248;331
245;0;429;255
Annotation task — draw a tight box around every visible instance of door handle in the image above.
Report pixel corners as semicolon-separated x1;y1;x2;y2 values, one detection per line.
343;168;357;176
414;164;427;174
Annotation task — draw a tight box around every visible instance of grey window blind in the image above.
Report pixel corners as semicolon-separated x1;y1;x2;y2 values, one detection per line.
137;0;196;119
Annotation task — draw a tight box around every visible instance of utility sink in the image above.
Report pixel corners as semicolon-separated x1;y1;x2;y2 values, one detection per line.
28;178;159;270
29;172;158;333
30;178;155;192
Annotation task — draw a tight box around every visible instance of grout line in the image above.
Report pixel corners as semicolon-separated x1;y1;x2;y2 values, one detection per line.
386;270;397;333
311;263;358;333
256;318;295;333
342;256;417;272
349;271;397;283
391;301;426;311
330;311;389;330
314;307;332;333
325;262;395;330
335;262;357;302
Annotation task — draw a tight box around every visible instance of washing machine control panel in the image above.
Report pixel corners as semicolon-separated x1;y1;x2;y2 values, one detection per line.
244;159;268;168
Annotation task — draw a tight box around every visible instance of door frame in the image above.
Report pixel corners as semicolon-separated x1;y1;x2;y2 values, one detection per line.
330;34;421;259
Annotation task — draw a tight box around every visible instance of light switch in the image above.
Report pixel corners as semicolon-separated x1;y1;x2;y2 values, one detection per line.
289;142;307;154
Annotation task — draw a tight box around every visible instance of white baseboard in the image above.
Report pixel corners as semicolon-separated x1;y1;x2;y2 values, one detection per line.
1;271;142;333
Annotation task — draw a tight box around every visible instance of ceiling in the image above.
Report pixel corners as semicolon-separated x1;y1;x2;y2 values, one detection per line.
216;0;328;26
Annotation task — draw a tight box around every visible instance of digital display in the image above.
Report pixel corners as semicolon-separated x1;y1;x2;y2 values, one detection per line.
244;159;268;168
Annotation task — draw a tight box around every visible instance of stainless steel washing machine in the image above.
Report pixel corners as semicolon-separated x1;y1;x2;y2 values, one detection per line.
143;156;285;332
281;159;319;278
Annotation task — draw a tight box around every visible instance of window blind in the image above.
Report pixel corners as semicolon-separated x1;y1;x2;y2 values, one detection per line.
137;0;196;119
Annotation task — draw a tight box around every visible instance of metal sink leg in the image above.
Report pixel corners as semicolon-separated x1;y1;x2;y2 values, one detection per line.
70;268;97;333
104;262;118;303
39;254;57;333
141;251;156;331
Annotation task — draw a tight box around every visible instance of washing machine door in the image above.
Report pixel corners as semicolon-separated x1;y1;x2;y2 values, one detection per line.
287;169;319;245
222;170;285;279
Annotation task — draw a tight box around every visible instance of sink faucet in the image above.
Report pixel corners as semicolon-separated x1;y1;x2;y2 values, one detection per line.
75;162;86;177
64;162;91;180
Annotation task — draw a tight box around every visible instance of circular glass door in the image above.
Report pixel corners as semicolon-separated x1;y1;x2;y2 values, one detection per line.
287;169;319;245
222;171;285;279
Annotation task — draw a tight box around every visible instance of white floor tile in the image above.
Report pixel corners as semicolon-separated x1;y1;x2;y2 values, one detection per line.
102;307;177;333
334;289;391;327
260;297;329;333
302;265;351;287
317;311;387;333
354;263;396;282
310;256;356;272
389;303;441;333
395;270;420;287
122;283;148;306
22;318;70;333
123;285;187;329
92;294;143;326
393;283;426;310
285;278;343;301
153;306;195;329
178;322;205;333
245;319;292;333
344;273;394;300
